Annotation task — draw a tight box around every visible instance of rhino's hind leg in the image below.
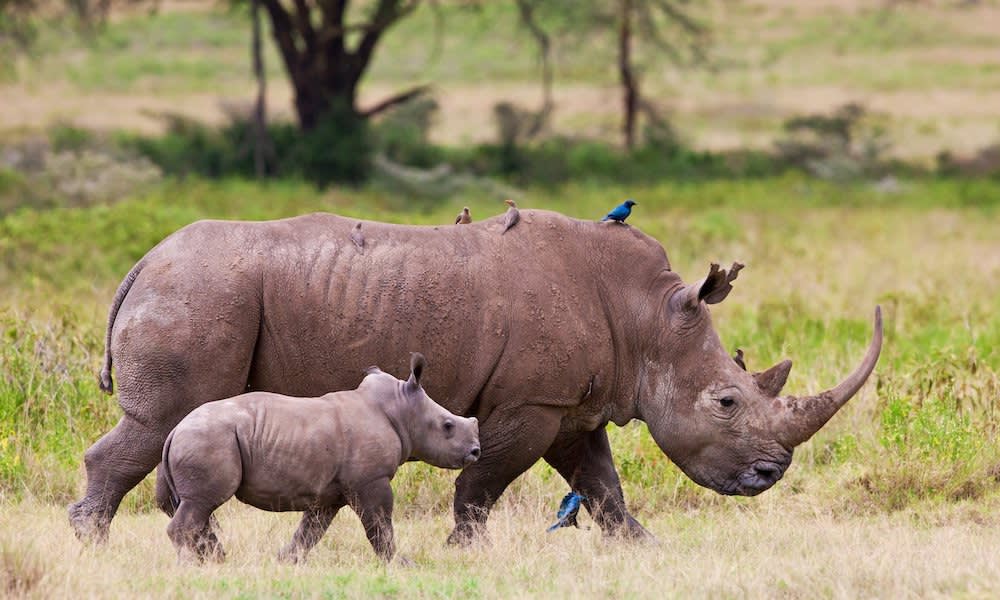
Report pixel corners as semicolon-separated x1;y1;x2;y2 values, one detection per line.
543;427;653;541
68;415;168;543
277;506;340;564
448;405;563;546
167;502;226;564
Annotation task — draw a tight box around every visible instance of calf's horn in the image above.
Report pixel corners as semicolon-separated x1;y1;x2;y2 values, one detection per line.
776;306;883;448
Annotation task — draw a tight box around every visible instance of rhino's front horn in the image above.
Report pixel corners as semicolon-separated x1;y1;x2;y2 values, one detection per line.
776;306;883;448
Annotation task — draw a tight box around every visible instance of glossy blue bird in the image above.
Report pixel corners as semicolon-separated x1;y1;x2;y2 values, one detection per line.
601;199;637;223
546;491;585;532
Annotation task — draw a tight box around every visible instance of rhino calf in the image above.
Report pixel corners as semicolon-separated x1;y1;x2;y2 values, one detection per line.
156;353;480;564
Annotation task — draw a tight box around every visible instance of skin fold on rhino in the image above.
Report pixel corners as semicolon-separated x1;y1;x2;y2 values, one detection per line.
69;209;883;544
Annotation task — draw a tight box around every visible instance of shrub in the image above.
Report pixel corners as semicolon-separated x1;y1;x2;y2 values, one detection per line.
774;102;893;181
123;103;372;187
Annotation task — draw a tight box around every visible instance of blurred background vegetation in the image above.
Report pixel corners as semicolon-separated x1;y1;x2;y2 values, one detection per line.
0;0;998;527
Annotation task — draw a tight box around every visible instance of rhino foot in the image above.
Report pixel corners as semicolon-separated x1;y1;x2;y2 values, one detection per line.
276;546;306;565
603;515;657;545
393;554;415;568
445;522;489;547
67;501;110;545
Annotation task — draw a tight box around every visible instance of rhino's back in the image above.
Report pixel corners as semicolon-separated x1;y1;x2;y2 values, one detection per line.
117;210;673;420
178;390;400;510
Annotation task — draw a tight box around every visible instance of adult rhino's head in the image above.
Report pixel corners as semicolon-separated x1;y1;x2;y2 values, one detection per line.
365;353;480;470
640;262;882;496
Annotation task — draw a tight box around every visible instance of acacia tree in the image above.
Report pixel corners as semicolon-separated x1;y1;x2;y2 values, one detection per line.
512;0;708;149
258;0;430;130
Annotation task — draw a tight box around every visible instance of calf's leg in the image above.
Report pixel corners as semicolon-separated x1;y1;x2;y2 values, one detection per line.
277;506;340;564
350;478;396;562
167;501;225;564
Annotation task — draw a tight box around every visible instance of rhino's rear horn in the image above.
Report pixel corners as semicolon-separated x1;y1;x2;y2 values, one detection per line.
754;359;793;398
408;352;426;388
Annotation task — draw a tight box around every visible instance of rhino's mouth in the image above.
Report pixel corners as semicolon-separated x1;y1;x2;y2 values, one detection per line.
734;460;788;496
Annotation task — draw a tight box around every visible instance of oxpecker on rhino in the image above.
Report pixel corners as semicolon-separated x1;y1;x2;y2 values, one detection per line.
70;209;882;545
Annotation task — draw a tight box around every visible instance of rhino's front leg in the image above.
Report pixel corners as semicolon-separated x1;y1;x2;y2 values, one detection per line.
543;426;654;541
448;404;563;545
277;506;340;564
350;478;396;562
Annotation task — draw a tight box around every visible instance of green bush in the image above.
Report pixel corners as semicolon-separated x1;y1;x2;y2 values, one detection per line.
123;104;372;187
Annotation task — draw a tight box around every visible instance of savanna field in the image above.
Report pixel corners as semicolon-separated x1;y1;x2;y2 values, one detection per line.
3;0;1000;598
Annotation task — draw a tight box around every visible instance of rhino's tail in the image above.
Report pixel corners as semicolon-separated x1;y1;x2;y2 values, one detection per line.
160;428;181;512
98;258;146;395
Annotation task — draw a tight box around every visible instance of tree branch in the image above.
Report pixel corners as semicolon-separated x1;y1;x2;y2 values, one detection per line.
292;0;318;55
352;0;420;79
260;0;302;80
513;0;553;137
359;84;432;118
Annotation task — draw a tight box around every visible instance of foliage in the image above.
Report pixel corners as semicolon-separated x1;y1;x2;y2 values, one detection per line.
774;102;893;181
121;105;371;187
0;128;161;214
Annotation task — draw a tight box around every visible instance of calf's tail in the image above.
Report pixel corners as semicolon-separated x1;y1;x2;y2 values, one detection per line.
98;258;145;395
160;429;181;513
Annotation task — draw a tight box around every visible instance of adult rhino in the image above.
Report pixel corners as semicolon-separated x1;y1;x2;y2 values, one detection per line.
69;210;883;544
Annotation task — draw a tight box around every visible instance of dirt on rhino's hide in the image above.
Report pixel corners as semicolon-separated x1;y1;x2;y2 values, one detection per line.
69;209;882;544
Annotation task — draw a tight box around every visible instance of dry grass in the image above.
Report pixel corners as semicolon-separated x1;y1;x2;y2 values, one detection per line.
3;492;1000;598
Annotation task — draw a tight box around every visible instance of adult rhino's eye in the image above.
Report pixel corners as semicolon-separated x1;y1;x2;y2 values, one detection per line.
719;397;736;408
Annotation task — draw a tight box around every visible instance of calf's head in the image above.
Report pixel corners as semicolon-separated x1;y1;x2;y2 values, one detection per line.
368;353;480;469
641;263;883;496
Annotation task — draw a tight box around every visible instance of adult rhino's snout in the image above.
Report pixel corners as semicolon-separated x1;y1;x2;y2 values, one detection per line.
737;458;791;496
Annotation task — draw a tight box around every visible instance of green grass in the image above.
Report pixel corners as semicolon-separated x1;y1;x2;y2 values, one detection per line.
1;176;999;594
1;176;999;517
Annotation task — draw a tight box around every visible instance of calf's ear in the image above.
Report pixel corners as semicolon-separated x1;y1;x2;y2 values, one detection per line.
407;352;426;389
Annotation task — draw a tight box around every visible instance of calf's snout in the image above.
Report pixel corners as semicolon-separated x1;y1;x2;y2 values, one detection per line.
463;446;481;466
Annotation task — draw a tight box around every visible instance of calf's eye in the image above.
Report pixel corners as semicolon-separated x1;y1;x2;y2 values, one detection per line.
719;397;736;408
443;419;455;433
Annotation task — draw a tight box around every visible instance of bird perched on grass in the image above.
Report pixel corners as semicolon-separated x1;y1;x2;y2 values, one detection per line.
350;222;365;254
455;207;472;225
546;491;585;532
502;199;520;234
601;199;637;224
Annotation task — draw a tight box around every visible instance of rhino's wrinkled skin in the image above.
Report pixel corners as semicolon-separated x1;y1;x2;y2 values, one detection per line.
70;210;882;544
157;353;479;563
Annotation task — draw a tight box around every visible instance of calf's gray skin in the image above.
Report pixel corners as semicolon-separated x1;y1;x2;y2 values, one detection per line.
70;209;883;544
156;353;480;563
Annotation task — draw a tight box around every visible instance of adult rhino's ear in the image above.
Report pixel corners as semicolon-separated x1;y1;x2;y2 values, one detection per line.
754;359;793;398
678;262;745;310
364;365;382;376
407;352;426;389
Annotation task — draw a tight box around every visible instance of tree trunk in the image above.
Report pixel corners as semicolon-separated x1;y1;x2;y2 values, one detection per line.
250;0;271;176
259;0;417;132
618;0;639;150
